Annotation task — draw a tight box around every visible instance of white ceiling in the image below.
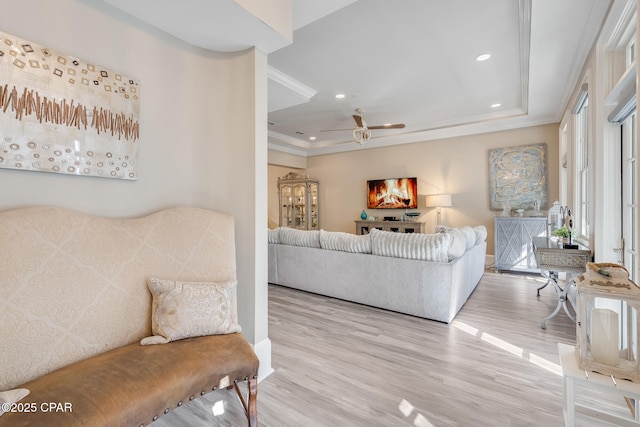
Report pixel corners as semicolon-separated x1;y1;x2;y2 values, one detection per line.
101;0;613;156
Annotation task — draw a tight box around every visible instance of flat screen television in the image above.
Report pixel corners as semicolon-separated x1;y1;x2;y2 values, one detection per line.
367;177;418;209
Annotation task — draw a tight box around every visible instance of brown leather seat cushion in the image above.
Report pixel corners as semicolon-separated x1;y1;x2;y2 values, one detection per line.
0;333;259;427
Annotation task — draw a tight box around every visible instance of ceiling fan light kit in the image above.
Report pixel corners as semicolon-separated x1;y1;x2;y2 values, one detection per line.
351;108;405;145
353;128;371;144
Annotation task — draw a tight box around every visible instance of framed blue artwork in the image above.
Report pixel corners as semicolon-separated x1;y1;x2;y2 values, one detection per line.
488;143;547;211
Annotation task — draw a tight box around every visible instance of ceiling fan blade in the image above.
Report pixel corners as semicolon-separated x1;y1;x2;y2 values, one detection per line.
320;128;354;132
352;114;364;128
367;123;406;130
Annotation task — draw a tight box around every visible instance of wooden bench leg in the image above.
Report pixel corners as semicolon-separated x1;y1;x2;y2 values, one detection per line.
247;376;258;427
233;376;258;427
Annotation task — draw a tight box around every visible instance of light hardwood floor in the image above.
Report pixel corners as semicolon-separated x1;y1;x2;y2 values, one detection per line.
154;271;630;426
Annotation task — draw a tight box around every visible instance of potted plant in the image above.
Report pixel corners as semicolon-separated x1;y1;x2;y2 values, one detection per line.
552;226;571;244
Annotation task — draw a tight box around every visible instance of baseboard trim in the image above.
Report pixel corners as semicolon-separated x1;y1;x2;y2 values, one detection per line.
253;337;274;382
485;254;495;270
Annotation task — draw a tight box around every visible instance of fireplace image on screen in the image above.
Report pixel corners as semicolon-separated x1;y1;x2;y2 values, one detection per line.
367;177;418;209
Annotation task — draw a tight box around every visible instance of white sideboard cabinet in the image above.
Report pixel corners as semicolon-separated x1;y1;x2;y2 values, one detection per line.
494;216;547;273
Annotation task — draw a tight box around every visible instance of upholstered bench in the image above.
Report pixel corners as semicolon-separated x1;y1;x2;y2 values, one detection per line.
0;206;259;427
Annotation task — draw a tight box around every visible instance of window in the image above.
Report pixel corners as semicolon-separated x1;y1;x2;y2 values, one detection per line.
626;33;636;66
622;112;638;281
573;86;590;243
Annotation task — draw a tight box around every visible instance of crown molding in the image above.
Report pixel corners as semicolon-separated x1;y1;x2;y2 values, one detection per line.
268;66;317;101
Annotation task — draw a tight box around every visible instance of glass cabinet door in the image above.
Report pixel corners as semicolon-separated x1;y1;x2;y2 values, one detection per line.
309;182;319;229
293;184;306;228
280;185;293;227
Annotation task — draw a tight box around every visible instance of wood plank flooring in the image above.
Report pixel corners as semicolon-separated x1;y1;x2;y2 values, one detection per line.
153;271;631;426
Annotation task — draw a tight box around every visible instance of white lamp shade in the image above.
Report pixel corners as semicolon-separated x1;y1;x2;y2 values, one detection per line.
425;194;452;208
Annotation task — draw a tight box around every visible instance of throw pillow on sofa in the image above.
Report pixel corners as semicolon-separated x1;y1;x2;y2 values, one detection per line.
319;230;372;254
279;227;321;248
370;228;450;262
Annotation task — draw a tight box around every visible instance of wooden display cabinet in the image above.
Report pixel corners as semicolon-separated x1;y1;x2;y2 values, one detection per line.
278;172;319;230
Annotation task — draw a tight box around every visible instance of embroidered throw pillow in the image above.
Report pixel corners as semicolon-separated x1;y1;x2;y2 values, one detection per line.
141;278;241;345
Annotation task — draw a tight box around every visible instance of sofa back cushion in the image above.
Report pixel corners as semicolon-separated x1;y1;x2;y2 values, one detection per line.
279;227;321;248
437;224;488;250
268;227;281;244
319;230;371;253
472;225;488;244
459;226;477;250
370;228;450;262
434;226;466;261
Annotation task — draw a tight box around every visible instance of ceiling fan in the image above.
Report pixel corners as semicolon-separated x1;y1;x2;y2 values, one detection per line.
323;108;406;145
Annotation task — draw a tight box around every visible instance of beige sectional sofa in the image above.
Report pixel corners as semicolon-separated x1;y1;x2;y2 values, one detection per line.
268;225;487;323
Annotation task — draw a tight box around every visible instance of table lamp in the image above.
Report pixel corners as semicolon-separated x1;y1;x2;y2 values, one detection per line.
425;193;452;226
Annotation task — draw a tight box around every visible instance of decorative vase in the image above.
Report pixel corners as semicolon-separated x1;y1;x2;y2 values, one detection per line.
360;210;368;220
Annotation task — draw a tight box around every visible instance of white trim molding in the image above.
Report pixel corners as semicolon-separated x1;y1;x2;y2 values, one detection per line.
253;337;274;382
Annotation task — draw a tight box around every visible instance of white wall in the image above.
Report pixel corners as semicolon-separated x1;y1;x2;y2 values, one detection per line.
0;0;269;362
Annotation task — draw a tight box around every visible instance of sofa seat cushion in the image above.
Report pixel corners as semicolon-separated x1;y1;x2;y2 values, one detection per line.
0;333;259;427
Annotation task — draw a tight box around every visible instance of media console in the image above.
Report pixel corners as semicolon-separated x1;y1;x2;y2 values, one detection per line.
355;220;426;235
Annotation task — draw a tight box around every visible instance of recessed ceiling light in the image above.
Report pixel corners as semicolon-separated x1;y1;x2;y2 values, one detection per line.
335;93;345;99
476;53;491;61
491;103;501;108
309;136;316;140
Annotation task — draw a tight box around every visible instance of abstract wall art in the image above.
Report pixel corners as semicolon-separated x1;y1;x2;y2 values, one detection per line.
488;143;548;211
0;31;140;180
